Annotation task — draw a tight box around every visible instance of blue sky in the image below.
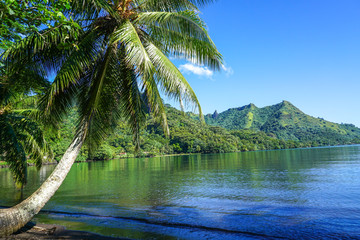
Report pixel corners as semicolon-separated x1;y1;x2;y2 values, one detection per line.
171;0;360;127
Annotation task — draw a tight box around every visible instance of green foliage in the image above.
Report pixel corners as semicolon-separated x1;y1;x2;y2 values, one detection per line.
231;129;308;151
0;66;53;186
0;0;77;50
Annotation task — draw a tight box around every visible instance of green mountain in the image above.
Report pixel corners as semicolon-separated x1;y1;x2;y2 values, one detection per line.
205;100;360;145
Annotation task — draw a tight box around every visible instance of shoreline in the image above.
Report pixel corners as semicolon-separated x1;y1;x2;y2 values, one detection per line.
1;143;360;169
0;153;193;169
3;222;129;240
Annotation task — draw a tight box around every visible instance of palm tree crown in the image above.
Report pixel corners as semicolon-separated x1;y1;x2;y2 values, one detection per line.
3;0;222;152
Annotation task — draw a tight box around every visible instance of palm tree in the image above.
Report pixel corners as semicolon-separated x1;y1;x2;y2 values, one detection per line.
0;0;222;236
0;64;53;188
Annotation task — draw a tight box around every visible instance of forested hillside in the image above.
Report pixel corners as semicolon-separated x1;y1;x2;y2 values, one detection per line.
11;98;360;162
205;100;360;145
48;105;239;160
45;104;322;161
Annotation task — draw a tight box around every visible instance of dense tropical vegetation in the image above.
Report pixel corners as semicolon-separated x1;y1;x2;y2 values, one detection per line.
0;63;53;187
51;105;312;160
0;0;78;50
8;99;357;163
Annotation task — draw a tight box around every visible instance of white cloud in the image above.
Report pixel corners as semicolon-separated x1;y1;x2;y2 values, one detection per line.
222;64;234;77
179;63;214;78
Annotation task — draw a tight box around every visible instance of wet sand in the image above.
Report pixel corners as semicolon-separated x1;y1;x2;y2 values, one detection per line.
2;222;129;240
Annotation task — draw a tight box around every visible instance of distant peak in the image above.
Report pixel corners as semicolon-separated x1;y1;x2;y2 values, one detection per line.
248;103;257;109
212;110;219;119
276;100;294;108
284;100;298;108
234;103;258;111
282;100;291;105
276;100;303;113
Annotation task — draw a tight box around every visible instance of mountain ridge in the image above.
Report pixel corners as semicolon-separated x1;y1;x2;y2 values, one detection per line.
204;100;360;144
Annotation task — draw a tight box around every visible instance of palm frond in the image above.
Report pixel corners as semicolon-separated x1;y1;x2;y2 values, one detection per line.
1;25;80;71
9;115;54;169
71;0;119;22
137;11;210;43
0;117;27;186
133;0;215;12
141;74;170;136
113;20;170;135
112;19;154;75
0;63;49;106
76;42;120;153
149;25;222;70
115;55;147;151
142;34;204;120
38;29;104;125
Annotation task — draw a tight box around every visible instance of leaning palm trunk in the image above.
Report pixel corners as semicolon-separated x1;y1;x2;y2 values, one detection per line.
0;133;85;236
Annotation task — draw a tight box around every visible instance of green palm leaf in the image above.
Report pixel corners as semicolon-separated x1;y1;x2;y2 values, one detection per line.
113;19;170;135
133;0;214;12
142;35;204;120
0;118;27;186
137;11;210;42
149;26;222;69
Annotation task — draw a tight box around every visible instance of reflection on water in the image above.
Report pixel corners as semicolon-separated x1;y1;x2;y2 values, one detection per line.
1;145;360;239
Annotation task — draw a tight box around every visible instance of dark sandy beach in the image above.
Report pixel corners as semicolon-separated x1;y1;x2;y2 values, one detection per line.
1;223;129;240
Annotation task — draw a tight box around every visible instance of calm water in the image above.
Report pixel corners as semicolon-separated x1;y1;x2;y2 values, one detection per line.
1;145;360;239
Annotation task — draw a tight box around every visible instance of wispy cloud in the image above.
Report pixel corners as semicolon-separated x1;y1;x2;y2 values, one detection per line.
179;63;214;78
178;62;233;80
222;64;234;76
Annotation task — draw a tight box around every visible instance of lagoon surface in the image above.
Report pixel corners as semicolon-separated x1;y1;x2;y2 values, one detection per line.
1;145;360;239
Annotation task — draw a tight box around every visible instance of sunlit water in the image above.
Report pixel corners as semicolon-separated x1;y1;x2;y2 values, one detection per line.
1;145;360;239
